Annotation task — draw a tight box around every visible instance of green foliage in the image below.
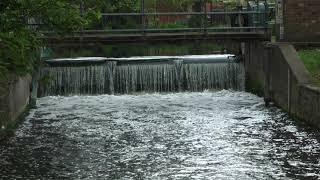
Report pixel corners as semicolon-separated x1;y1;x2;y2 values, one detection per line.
148;21;188;29
39;74;54;87
145;0;194;12
102;0;196;30
246;77;264;96
103;0;194;12
0;64;8;80
0;0;103;79
188;15;203;28
0;30;39;76
103;0;140;12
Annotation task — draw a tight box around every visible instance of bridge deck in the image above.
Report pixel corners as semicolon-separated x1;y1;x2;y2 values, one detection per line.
41;31;269;45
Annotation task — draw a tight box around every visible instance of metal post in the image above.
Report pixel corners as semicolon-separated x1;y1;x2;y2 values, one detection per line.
237;0;243;32
80;0;84;42
199;0;203;33
277;0;284;40
264;44;272;106
264;0;268;29
288;68;292;113
203;0;207;34
141;0;146;35
30;70;40;107
257;0;260;26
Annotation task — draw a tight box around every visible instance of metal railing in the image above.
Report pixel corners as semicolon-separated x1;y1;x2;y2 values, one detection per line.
29;0;272;37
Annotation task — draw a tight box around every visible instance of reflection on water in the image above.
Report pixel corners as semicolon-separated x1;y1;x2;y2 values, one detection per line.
1;91;320;179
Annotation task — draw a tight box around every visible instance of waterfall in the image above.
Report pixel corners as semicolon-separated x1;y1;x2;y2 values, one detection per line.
106;61;117;94
183;63;245;92
174;60;184;92
115;64;177;94
39;62;117;96
39;56;245;96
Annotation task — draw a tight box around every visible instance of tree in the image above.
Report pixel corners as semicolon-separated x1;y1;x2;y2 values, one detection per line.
0;0;103;78
103;0;140;12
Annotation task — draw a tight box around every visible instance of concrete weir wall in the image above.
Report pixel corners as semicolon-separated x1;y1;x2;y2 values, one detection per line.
245;41;320;128
0;74;32;130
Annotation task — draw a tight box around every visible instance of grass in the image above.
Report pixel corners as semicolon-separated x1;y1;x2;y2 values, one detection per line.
298;49;320;85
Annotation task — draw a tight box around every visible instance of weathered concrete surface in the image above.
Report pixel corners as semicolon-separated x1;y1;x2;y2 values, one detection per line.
0;74;31;130
245;42;320;128
299;85;320;126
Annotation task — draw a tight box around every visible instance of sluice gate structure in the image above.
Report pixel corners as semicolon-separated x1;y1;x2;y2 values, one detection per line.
34;1;272;45
39;55;245;97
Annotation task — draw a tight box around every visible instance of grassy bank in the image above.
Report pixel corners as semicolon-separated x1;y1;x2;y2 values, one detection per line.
298;49;320;85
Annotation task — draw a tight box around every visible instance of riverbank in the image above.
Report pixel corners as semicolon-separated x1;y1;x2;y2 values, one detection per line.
298;49;320;85
245;42;320;128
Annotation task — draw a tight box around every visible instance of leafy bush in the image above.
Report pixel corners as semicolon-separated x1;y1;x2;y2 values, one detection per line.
0;0;102;79
0;30;39;77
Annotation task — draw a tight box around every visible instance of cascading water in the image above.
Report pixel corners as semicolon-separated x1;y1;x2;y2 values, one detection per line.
115;64;177;94
39;62;116;96
183;63;244;92
174;60;184;92
39;55;245;96
106;61;117;94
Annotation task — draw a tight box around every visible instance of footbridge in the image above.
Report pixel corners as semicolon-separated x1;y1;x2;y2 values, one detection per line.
35;1;272;45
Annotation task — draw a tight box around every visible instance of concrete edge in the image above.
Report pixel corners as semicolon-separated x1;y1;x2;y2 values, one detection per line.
303;84;320;95
0;74;32;134
0;103;33;141
275;42;312;85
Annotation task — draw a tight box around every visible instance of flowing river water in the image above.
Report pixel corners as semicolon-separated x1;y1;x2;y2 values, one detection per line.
1;91;320;179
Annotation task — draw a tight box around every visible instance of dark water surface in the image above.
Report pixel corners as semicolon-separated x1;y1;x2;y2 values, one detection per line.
1;91;320;179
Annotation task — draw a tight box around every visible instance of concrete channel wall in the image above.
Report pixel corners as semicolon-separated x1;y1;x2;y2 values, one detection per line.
245;41;320;128
0;74;32;131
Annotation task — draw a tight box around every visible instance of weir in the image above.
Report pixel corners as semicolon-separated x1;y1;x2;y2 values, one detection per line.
39;55;245;96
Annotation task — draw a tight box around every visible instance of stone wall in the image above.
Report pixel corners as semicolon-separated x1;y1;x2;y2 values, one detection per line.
282;0;320;42
0;74;32;130
245;42;320;128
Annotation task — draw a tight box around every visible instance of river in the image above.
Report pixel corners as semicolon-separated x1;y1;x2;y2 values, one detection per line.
1;91;320;179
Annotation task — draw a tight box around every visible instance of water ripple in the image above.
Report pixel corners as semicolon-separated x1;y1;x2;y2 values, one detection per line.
1;91;320;179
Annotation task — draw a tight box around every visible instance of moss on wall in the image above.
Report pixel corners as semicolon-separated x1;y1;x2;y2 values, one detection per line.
245;75;264;97
0;74;32;141
0;105;31;141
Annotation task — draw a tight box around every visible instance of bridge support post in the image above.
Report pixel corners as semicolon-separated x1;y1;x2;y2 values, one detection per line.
287;68;292;113
30;70;40;106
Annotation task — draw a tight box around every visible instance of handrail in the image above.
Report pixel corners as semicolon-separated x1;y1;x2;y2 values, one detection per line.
27;11;268;27
40;26;267;34
30;1;270;39
100;11;265;16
